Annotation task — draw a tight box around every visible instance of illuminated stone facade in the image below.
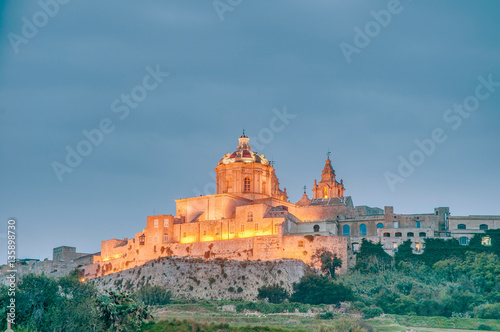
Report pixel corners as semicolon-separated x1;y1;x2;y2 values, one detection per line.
87;134;500;279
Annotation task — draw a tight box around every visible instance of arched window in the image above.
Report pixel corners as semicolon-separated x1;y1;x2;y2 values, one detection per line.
458;224;466;230
262;181;266;194
395;232;402;237
407;232;414;237
383;232;390;237
376;223;384;229
313;225;320;232
459;237;469;245
359;224;367;236
419;232;426;237
244;177;251;192
480;224;488;230
247;212;253;222
342;225;350;236
323;187;328;199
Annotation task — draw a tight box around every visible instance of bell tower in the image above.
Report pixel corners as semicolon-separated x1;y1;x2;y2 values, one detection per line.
312;152;345;199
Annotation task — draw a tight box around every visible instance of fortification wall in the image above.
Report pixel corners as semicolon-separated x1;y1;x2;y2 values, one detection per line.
86;235;351;278
92;257;311;301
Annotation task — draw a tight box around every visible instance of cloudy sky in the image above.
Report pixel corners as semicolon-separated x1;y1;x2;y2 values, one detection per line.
1;0;499;261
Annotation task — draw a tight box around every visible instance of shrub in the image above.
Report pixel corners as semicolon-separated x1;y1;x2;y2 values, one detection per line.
132;285;171;305
478;324;493;331
257;284;288;304
361;306;383;319
317;311;334;320
291;274;354;305
474;303;500;319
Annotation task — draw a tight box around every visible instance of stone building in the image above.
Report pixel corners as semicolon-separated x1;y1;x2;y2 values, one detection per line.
87;134;500;279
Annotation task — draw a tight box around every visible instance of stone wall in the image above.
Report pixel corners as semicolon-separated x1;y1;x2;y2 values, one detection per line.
92;257;311;301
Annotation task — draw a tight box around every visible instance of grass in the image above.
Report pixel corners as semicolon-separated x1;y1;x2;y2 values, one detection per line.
143;300;500;332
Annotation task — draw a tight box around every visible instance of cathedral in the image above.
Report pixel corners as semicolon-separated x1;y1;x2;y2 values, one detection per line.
87;134;500;278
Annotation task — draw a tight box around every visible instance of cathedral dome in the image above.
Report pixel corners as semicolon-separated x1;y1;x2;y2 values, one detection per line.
218;134;270;166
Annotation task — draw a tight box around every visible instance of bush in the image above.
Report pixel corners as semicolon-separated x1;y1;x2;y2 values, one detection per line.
291;274;354;305
478;324;493;331
317;311;334;319
257;284;288;304
360;306;383;319
474;303;500;319
132;285;171;305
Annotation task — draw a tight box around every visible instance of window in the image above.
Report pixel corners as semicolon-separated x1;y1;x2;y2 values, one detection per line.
262;181;266;194
359;224;367;236
216;227;220;235
323;187;328;199
395;232;402;237
255;223;259;231
393;221;399;228
163;234;168;243
240;225;245;232
459;237;469;245
274;225;279;234
203;230;207;236
298;240;304;247
352;243;360;252
139;234;145;246
393;243;398;251
313;224;320;232
183;232;186;238
383;232;390;237
407;232;414;237
415;242;421;252
342;225;350;237
458;224;466;230
229;225;235;234
247;212;253;222
244;177;251;192
376;223;384;229
416;221;421;229
419;232;426;237
164;219;168;227
480;224;488;230
154;219;158;228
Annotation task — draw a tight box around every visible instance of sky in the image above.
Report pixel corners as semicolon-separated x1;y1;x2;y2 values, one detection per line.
0;0;499;261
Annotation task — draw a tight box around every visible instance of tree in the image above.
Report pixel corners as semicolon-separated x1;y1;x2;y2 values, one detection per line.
99;290;151;331
291;274;354;305
257;284;288;304
312;248;342;279
355;239;392;273
394;240;416;267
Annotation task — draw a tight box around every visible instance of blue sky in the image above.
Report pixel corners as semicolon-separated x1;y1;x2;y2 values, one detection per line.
1;0;499;261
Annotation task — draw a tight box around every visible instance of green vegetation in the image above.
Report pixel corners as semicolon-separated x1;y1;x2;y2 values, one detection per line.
0;270;151;331
257;284;289;304
338;235;500;318
132;285;172;305
290;274;354;305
